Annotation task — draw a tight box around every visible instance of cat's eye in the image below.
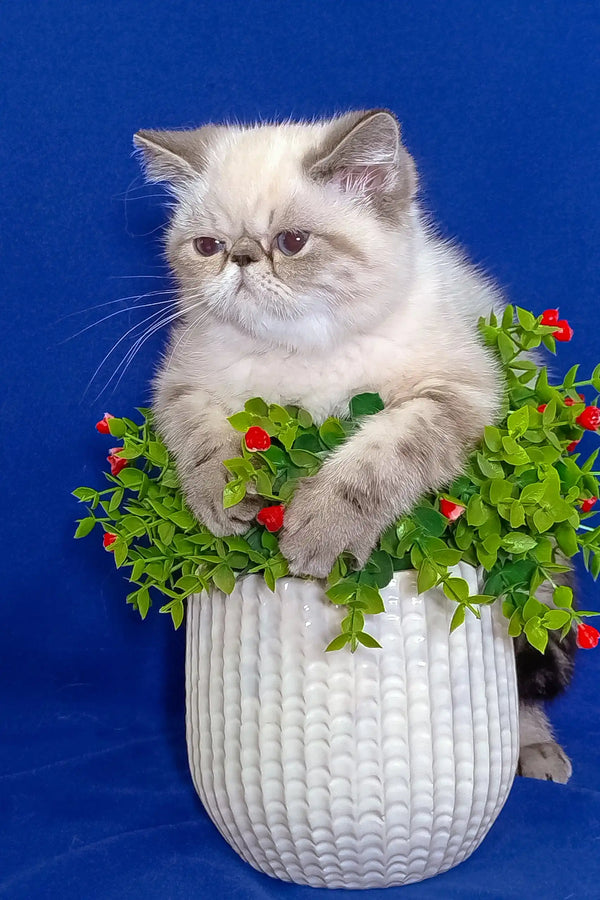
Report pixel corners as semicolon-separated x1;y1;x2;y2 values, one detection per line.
193;236;225;257
275;230;310;256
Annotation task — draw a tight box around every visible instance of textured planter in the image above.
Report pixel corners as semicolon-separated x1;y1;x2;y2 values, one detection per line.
186;564;519;889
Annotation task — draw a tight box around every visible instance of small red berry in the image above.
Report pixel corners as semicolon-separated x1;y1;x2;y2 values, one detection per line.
581;497;598;513
540;309;559;326
576;623;600;650
554;319;574;342
107;449;128;476
440;499;465;521
567;440;580;452
96;412;115;434
537;404;547;413
576;406;600;431
103;532;117;550
257;505;285;532
245;426;271;452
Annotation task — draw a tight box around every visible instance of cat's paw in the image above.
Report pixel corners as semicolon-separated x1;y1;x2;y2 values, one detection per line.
517;741;572;783
279;476;380;578
184;457;261;536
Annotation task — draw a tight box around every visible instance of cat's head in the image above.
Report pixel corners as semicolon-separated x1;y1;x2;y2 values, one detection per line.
134;110;417;350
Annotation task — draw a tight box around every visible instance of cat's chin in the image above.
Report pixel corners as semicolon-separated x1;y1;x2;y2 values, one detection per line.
224;306;341;353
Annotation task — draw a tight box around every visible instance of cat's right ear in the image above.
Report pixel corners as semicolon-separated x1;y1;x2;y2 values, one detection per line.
133;128;216;185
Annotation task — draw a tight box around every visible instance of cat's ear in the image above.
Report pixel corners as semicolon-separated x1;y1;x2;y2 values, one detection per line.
133;127;217;185
309;110;416;217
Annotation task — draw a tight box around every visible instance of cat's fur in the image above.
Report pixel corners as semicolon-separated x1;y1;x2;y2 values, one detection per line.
134;109;576;782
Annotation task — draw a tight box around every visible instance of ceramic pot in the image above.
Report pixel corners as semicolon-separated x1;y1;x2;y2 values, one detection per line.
185;564;519;889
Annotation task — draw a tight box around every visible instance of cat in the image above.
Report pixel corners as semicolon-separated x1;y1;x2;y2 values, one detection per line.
134;109;576;782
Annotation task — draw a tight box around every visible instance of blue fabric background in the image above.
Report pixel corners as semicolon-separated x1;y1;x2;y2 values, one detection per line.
2;1;599;897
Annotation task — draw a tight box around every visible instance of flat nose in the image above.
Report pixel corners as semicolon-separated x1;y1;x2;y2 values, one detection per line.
230;237;263;267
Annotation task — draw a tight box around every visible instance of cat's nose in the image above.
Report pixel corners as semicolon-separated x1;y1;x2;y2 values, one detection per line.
230;237;263;267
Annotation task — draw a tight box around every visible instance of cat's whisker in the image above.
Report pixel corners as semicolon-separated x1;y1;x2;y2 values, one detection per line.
82;306;177;400
59;299;175;343
55;288;175;324
105;301;206;396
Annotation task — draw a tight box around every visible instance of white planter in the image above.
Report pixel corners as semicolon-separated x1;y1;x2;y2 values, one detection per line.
185;564;519;889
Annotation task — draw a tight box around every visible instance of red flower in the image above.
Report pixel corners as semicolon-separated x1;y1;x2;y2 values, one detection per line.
537;404;547;413
103;532;117;550
581;498;598;513
245;426;271;452
440;499;465;521
576;623;600;650
567;440;580;452
107;448;128;476
576;406;600;431
554;320;573;342
540;309;559;326
257;505;285;532
564;395;584;407
96;412;115;434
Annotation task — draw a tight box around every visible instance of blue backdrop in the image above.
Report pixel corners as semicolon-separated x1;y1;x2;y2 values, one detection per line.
2;1;600;897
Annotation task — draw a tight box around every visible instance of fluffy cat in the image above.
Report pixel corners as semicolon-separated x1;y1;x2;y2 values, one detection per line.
134;109;575;782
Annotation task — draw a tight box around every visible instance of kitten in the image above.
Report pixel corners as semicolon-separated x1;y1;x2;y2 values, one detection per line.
134;109;576;782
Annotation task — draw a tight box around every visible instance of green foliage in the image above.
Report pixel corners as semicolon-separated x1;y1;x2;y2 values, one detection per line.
74;308;600;652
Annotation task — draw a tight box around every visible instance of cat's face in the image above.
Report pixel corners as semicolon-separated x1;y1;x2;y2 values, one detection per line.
134;111;417;349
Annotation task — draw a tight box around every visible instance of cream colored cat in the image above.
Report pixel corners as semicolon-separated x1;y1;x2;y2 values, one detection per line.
134;111;575;782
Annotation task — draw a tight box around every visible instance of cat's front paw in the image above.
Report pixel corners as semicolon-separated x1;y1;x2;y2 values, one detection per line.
279;477;381;578
184;457;261;536
517;741;572;783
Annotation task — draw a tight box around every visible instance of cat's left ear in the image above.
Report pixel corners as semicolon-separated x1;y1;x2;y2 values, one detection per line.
308;110;416;220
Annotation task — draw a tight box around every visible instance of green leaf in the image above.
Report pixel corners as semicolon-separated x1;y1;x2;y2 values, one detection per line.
443;577;470;603
74;517;96;538
135;588;151;619
542;609;571;630
107;417;127;438
450;604;466;632
417;560;439;594
158;520;175;545
501;532;537;553
483;426;504;452
72;487;98;502
355;631;382;649
554;523;579;557
326;633;352;652
356;584;385;614
297;408;313;428
466;495;488;527
117;467;145;488
326;582;358;604
169;510;197;530
288;449;322;468
524;617;549;654
171;600;185;629
522;596;544;621
508;610;523;637
223;478;246;509
244;397;269;416
489;478;514;505
319;417;347;449
413;506;447;537
507;406;530;436
268;403;292;424
517;307;536;330
212;564;235;594
349;392;385;417
223;457;255;478
227;411;254;432
553;585;574;608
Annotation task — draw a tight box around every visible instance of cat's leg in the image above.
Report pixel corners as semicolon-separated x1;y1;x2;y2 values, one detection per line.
515;574;577;783
517;701;572;783
153;379;261;535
